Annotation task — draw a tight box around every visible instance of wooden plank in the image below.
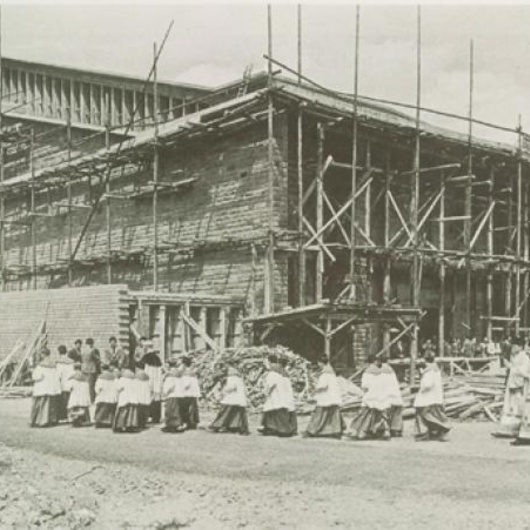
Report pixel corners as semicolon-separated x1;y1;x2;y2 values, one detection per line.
181;311;218;352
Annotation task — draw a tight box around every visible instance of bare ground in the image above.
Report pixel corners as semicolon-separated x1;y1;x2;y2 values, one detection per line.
0;399;529;529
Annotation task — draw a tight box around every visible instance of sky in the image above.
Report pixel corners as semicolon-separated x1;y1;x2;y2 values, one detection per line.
2;4;530;144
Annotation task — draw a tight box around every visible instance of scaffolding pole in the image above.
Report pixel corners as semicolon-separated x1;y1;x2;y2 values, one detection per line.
265;4;275;313
521;159;530;327
464;39;474;334
316;123;324;301
506;174;514;334
30;129;37;289
486;166;495;339
66;108;73;285
410;6;421;382
349;5;360;300
152;42;160;291
0;6;4;291
515;115;523;334
297;4;305;307
105;92;112;284
382;153;392;352
438;172;446;355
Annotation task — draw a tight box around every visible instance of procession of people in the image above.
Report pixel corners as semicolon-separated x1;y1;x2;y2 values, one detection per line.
28;334;461;445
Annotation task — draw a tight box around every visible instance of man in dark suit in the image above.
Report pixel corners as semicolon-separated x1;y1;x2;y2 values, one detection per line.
82;338;100;403
68;339;83;363
103;336;127;370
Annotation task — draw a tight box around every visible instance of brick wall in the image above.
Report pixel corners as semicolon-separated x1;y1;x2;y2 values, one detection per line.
0;284;129;362
3;117;290;315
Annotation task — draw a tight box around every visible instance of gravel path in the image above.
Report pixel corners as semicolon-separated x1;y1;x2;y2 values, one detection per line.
1;399;529;529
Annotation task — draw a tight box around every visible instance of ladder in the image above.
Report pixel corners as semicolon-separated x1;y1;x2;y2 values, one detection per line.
237;65;253;98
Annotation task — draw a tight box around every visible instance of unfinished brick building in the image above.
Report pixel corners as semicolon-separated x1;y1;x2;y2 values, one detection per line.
0;55;527;371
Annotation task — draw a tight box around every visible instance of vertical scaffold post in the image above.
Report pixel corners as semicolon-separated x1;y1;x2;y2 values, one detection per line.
265;4;275;313
349;5;360;300
382;152;391;352
0;6;5;292
316;123;324;301
297;4;305;307
105;91;112;284
30;128;37;289
66;107;73;286
152;42;160;291
464;39;474;335
438;172;446;356
410;6;422;384
515;116;523;335
486;166;494;340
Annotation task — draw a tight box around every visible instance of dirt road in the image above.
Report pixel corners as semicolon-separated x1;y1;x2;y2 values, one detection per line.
0;398;529;529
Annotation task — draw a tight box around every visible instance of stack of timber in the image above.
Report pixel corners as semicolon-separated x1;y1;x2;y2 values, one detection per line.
337;372;505;421
0;319;47;398
444;373;505;421
196;345;317;411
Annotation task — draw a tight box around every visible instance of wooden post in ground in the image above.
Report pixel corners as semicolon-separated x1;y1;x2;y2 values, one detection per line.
265;4;275;313
105;92;112;284
349;5;360;300
486;165;495;340
382;152;391;351
297;104;305;307
515;117;523;335
0;7;5;292
506;177;513;335
438;172;446;355
409;6;422;384
464;39;474;336
152;42;160;291
66;108;73;286
30;128;37;289
316;123;324;301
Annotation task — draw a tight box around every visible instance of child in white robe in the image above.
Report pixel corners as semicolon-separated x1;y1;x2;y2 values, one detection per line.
258;355;295;437
113;369;140;433
30;349;60;428
305;357;344;438
94;364;118;428
382;360;404;437
67;363;91;427
135;364;152;429
209;365;249;435
179;356;201;429
278;357;298;436
162;363;186;433
414;353;450;441
55;345;74;422
347;355;392;440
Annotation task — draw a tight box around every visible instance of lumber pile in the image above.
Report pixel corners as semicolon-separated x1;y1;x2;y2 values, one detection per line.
0;318;47;395
442;373;505;421
195;346;505;421
196;345;316;411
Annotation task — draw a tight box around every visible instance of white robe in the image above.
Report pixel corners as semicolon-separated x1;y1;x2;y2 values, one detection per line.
414;364;444;408
95;377;118;404
221;375;247;407
361;370;391;411
116;377;137;407
67;378;91;408
382;367;404;407
314;371;342;407
32;365;60;397
163;375;183;399
136;378;152;406
263;371;284;411
56;361;75;393
181;374;201;398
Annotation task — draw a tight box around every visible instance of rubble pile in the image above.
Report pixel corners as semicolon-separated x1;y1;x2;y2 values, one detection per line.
194;345;317;411
195;347;505;421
